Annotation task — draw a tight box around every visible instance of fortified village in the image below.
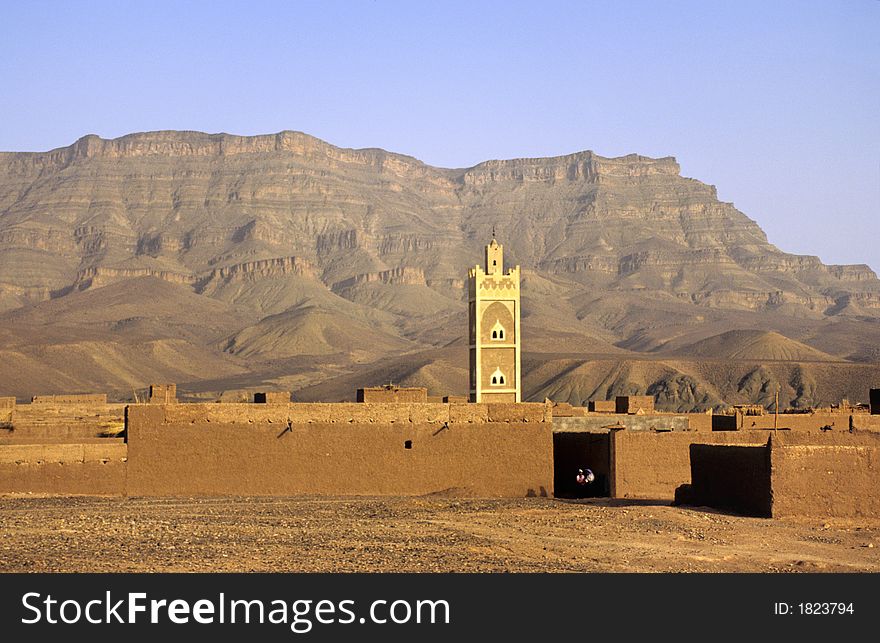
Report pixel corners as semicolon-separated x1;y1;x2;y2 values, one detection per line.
0;238;879;519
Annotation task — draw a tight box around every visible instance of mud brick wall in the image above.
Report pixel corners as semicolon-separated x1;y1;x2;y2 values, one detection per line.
357;387;428;403
770;436;880;519
0;442;127;495
712;414;739;431
740;413;847;432
616;396;654;414
684;444;772;517
610;431;774;500
149;384;177;404
553;414;689;433
551;402;589;418
9;403;125;440
852;415;880;432
551;402;574;417
611;429;880;502
254;391;291;404
0;437;124;445
0;397;13;427
31;394;107;405
684;413;713;432
588;400;616;413
126;402;553;497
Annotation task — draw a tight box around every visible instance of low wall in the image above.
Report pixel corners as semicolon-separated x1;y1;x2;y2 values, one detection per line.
553;414;689;433
142;401;550;426
675;434;880;519
740;412;849;432
712;414;738;431
611;430;780;500
126;403;553;497
551;402;574;417
254;391;290;404
770;437;880;519
616;396;654;414
0;442;127;495
149;384;177;404
0;437;125;445
31;394;107;405
680;444;772;516
443;395;468;404
684;413;713;432
851;415;880;432
8;403;126;439
357;387;428;403
0;397;13;427
588;400;616;413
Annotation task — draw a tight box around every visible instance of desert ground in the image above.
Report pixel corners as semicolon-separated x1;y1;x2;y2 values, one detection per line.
1;495;877;573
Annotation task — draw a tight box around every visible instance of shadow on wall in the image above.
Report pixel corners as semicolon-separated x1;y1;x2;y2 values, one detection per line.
674;443;773;518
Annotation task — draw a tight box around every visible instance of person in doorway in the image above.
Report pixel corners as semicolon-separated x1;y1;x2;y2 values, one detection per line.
576;468;595;486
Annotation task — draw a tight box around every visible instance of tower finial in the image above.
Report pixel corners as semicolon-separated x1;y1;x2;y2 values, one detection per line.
492;224;496;240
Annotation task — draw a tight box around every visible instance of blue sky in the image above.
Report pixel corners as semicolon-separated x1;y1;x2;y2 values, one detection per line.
1;0;878;269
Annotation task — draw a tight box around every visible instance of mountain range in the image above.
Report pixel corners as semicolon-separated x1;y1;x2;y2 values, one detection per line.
1;130;878;409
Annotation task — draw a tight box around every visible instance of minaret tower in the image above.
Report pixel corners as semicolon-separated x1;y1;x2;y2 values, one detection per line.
468;235;521;403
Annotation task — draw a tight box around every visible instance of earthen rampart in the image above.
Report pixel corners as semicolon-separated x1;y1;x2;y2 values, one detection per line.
126;402;552;497
9;403;125;439
357;386;428;403
770;437;880;518
677;434;880;518
553;414;688;433
254;391;291;404
0;442;126;495
609;429;876;500
31;394;107;405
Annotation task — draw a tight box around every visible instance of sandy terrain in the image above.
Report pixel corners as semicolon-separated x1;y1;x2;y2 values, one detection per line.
1;496;878;573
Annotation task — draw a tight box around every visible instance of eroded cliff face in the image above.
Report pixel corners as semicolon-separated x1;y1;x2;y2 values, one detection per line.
0;131;878;404
1;130;876;314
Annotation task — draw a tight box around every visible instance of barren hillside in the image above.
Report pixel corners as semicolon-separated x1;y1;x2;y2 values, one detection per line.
1;130;879;407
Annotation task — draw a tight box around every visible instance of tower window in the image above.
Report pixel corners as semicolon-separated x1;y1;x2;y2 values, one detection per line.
491;321;506;341
490;368;506;386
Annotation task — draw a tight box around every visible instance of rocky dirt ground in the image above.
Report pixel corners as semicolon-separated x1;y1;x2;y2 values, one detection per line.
0;496;878;573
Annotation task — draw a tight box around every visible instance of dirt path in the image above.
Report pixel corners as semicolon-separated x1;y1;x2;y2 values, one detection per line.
1;496;877;572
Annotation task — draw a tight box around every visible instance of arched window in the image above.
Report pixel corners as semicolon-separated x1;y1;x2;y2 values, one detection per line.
491;320;505;341
490;368;506;386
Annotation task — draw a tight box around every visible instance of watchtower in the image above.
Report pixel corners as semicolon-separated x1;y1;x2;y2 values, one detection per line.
468;237;521;402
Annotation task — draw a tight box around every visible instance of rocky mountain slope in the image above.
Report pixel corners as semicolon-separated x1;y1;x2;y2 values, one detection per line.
1;130;878;407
